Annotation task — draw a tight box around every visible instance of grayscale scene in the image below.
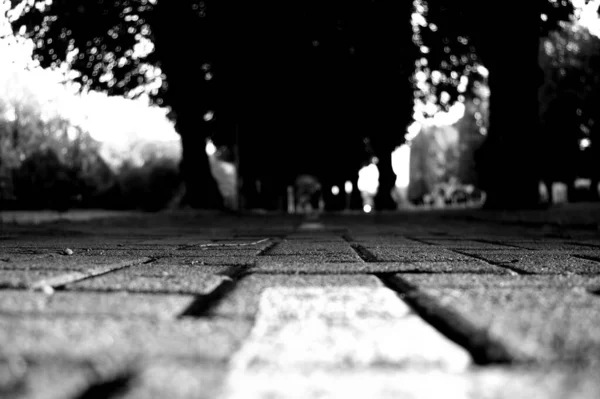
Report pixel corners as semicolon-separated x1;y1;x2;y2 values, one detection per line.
1;0;600;397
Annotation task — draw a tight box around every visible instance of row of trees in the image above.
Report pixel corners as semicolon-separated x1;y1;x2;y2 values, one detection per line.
7;0;416;211
7;0;597;210
538;12;600;198
413;0;599;206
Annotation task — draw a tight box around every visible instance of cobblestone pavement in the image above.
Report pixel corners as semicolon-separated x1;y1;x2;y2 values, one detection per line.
1;205;600;398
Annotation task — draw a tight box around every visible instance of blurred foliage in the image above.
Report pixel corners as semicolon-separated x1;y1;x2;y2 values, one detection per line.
412;0;599;197
7;0;161;100
412;0;580;112
539;17;600;185
7;0;238;209
0;63;108;208
0;59;181;211
408;77;489;202
539;20;600;136
454;93;488;187
115;157;181;211
408;124;459;201
6;0;219;115
9;0;597;209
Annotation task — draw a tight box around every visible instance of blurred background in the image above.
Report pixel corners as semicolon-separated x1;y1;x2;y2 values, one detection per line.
0;0;599;213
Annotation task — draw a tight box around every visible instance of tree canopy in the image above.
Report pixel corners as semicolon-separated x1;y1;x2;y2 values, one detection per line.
412;0;580;113
8;0;161;100
10;0;593;209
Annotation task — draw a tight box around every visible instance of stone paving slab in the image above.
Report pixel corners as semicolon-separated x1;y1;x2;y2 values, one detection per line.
210;274;382;318
0;249;258;267
566;250;600;261
257;254;363;264
0;254;145;271
454;250;600;274
409;239;519;251
1;206;600;397
30;258;153;292
283;234;349;242
0;290;194;319
67;270;238;295
344;235;430;246
218;366;600;399
399;274;600;366
264;243;362;263
497;242;600;251
122;362;227;399
136;236;215;245
0;247;262;259
1;270;80;289
95;261;234;277
0;356;132;399
361;245;482;263
226;287;471;371
570;239;600;248
252;260;513;274
399;273;600;289
2;241;264;250
0;316;251;360
153;256;254;267
267;241;357;255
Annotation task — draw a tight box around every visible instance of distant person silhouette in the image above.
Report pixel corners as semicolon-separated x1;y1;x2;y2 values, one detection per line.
295;174;323;214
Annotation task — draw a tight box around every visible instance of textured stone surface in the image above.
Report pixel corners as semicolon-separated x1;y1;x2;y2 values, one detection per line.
400;274;600;366
1;205;599;398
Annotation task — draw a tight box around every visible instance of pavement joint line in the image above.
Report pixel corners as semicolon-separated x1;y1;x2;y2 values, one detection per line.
73;368;138;399
178;268;248;318
342;234;379;262
496;219;600;231
248;270;386;275
571;242;600;249
29;257;156;293
377;273;535;366
449;250;525;276
586;286;600;296
349;243;378;262
255;239;281;256
404;236;438;245
340;232;354;242
572;254;600;264
473;239;533;250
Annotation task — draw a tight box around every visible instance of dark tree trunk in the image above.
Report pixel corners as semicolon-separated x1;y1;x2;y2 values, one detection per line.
475;5;542;209
374;154;398;210
177;115;224;209
150;1;225;209
362;0;416;211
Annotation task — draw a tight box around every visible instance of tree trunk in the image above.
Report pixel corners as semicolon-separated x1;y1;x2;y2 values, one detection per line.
374;154;398;210
177;116;224;209
151;1;225;210
363;0;416;211
475;5;542;209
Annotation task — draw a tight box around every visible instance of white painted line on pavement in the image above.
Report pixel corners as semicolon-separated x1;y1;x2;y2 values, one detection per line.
219;287;471;398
